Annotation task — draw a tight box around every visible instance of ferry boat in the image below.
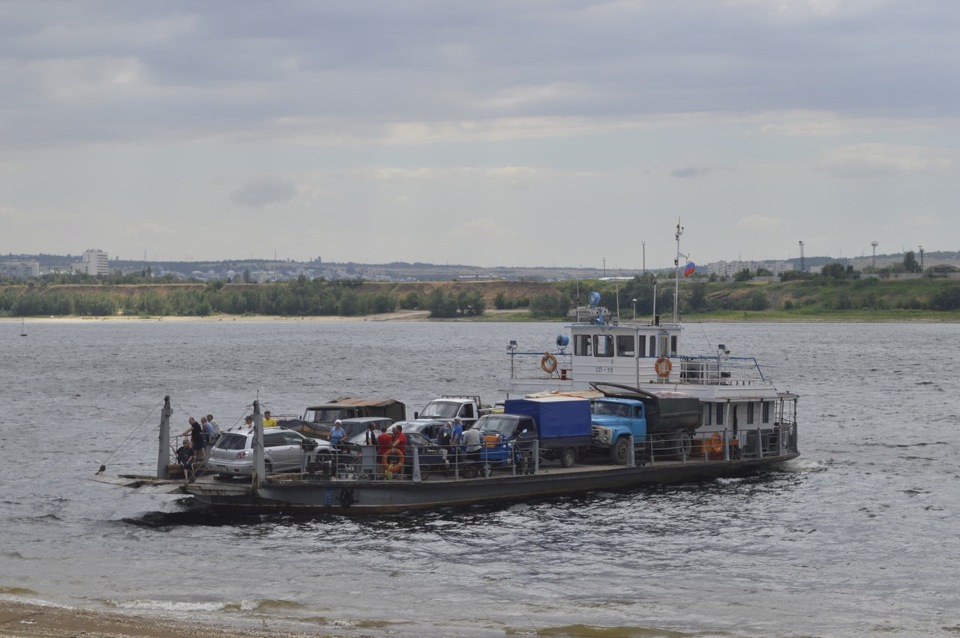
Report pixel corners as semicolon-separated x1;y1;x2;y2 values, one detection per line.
95;226;799;514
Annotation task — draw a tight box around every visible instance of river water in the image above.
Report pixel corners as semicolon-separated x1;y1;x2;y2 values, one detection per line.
1;319;958;637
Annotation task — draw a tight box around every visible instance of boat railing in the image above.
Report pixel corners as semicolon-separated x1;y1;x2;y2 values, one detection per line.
648;422;798;464
290;423;799;483
508;349;575;381
674;355;768;385
506;349;771;387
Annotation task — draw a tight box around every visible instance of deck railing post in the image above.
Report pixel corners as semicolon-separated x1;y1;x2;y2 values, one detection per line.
412;446;421;483
723;430;730;462
626;435;635;468
157;396;172;479
756;427;763;458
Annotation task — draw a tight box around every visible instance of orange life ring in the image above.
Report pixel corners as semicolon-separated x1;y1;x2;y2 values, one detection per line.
708;432;723;455
654;356;672;378
541;352;558;374
382;448;405;474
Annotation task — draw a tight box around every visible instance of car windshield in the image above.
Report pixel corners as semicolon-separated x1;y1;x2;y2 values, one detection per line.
404;432;429;447
476;416;519;436
419;402;458;418
216;433;248;450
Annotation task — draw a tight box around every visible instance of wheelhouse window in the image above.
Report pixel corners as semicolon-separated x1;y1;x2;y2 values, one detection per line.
747;403;755;425
575;334;592;356
762;401;771;423
670;335;678;355
648;335;656;357
658;334;669;358
594;335;614;357
717;404;724;426
703;403;712;425
616;335;635;357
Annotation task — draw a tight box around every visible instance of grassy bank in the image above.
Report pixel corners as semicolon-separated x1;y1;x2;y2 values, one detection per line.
3;277;960;322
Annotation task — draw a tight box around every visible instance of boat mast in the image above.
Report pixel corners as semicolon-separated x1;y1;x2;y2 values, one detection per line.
673;220;683;324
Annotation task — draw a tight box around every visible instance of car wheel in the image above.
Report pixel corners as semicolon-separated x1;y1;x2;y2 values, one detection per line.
560;447;576;468
264;460;273;475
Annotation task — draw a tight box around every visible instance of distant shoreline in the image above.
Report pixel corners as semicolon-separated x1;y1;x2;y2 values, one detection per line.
3;309;960;324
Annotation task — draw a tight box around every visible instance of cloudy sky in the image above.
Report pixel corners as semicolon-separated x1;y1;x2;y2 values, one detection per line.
1;0;957;269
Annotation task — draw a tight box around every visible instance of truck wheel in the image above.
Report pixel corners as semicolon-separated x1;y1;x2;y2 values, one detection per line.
559;448;576;468
610;437;630;464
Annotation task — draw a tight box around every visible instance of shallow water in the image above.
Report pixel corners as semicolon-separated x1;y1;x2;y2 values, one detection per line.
2;320;959;637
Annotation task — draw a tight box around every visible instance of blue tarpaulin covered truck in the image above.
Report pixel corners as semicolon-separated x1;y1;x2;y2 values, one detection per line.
474;395;593;468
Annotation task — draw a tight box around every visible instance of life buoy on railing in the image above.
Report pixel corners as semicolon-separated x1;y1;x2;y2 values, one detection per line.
541;352;558;374
382;448;405;474
708;432;723;455
654;356;672;378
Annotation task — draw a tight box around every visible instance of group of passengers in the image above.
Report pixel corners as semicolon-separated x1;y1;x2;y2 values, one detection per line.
356;416;485;475
176;413;221;481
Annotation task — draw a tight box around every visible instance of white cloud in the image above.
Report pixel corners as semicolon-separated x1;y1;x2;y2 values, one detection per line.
815;144;954;178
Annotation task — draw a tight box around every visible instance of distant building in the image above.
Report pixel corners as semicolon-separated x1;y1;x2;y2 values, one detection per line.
707;259;792;277
73;249;110;276
0;260;40;279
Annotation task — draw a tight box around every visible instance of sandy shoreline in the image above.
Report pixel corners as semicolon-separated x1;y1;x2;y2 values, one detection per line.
0;599;338;638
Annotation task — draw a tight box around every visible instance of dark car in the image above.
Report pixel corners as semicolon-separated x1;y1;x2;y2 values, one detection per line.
393;421;444;442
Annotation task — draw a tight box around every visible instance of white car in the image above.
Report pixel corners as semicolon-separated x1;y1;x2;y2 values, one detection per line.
208;428;332;479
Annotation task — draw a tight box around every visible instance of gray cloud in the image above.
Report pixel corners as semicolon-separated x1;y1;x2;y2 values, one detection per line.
229;176;298;208
671;167;711;179
2;1;959;265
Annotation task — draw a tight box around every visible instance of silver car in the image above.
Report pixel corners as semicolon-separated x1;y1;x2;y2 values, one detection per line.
208;428;332;478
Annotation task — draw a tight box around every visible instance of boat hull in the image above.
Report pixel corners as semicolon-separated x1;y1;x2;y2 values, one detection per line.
183;453;799;515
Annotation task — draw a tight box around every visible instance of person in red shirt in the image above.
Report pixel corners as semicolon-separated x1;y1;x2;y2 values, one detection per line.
376;424;394;475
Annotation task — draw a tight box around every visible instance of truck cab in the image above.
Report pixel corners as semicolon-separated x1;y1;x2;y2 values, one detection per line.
472;413;538;467
591;398;649;463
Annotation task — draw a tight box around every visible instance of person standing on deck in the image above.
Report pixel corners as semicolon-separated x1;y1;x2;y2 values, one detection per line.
262;411;277;428
376;424;393;474
364;422;378;446
437;421;453;448
182;417;206;463
175;438;195;482
201;416;216;448
391;425;407;456
206;414;221;438
451;417;464;448
330;420;346;448
451;417;464;465
463;426;482;464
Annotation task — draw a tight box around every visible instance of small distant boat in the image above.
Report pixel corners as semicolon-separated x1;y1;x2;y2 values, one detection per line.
20;319;27;337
